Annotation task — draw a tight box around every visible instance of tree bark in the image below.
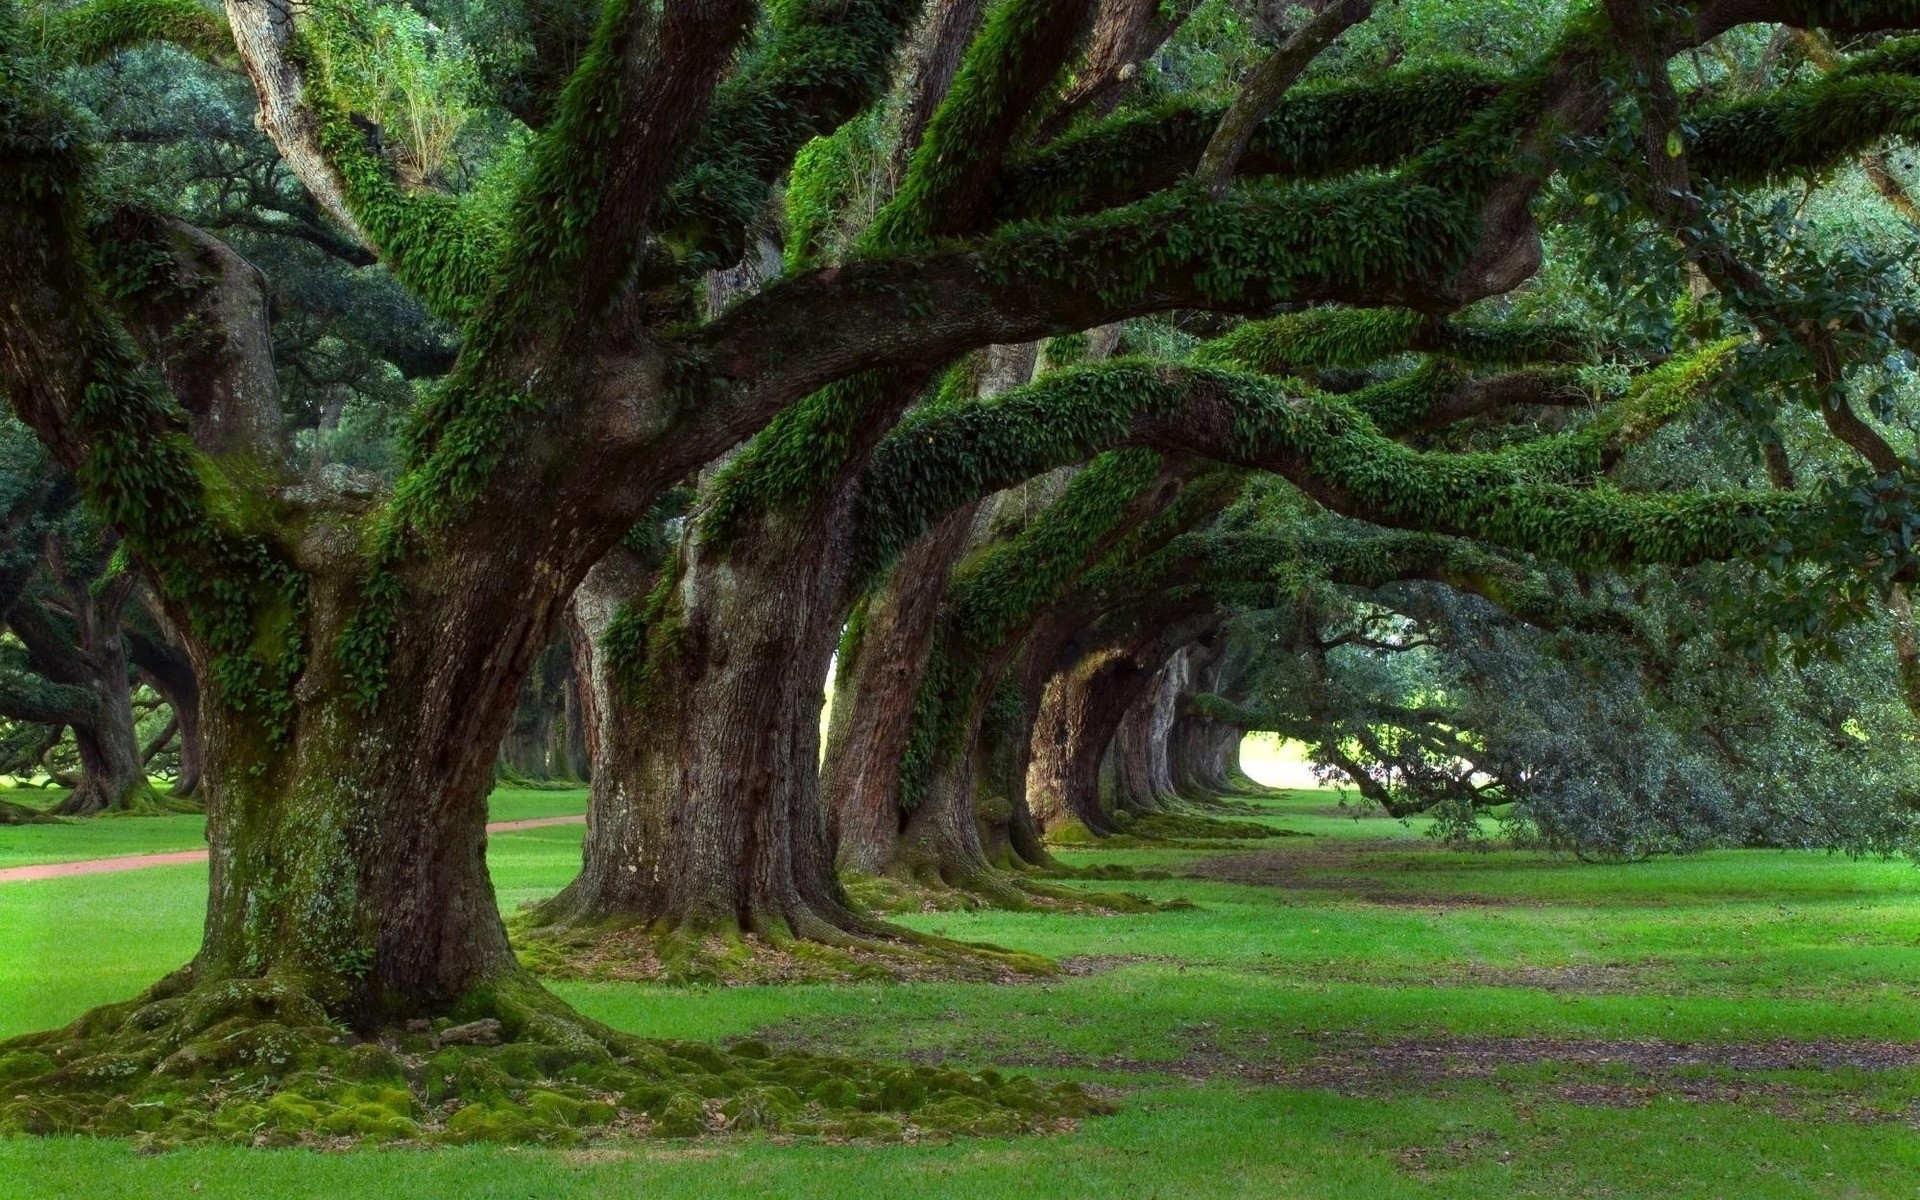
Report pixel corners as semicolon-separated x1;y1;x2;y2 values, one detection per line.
1028;612;1220;837
128;605;203;799
823;504;979;875
537;517;873;942
9;571;164;817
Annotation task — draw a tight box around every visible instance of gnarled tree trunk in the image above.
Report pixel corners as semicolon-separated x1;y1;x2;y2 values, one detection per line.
823;504;979;875
9;574;165;817
1029;613;1220;838
537;516;873;943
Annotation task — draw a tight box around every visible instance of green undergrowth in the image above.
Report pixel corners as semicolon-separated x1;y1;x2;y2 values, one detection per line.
0;973;1104;1149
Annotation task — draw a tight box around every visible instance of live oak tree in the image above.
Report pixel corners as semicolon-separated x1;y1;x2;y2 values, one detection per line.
535;0;1920;953
0;414;196;814
10;0;1920;1145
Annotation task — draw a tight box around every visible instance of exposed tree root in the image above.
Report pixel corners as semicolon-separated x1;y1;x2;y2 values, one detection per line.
0;972;1106;1147
50;781;202;818
512;916;1060;986
0;797;60;825
844;870;1179;918
1046;807;1308;849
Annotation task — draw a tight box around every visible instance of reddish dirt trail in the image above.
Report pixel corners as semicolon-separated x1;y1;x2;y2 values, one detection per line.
0;814;585;884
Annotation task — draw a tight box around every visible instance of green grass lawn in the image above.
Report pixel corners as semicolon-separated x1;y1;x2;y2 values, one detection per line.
0;785;588;870
5;785;1920;1197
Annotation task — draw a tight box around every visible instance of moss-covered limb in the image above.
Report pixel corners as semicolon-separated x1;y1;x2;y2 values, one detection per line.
1351;363;1594;437
0;973;1102;1145
1193;306;1598;378
692;181;1494;427
697;26;1601;424
38;0;229;65
697;0;1098;547
894;451;1177;811
943;450;1168;650
639;0;926;282
852;345;1763;583
1029;0;1198;144
0;662;96;726
873;0;1099;246
216;0;500;322
1687;37;1920;186
993;60;1508;223
488;0;757;330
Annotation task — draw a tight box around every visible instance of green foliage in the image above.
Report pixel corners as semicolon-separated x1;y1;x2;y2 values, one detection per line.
993;59;1506;222
782;109;887;271
293;10;504;324
1195;306;1595;377
35;0;227;67
648;0;923;277
1689;37;1920;186
310;0;483;183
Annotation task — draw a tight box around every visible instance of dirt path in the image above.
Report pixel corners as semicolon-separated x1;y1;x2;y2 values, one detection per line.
0;814;585;884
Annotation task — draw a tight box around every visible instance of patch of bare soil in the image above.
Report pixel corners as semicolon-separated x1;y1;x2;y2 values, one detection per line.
1183;843;1533;907
1246;959;1662;995
1055;954;1178;976
1001;1033;1920;1123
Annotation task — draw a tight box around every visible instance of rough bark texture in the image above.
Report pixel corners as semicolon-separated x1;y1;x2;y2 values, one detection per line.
1028;612;1220;838
537;513;874;941
1168;638;1257;800
823;504;979;875
128;602;204;798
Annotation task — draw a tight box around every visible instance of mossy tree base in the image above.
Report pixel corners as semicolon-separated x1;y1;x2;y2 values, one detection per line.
1046;808;1309;849
0;972;1106;1148
51;780;202;818
0;797;59;824
513;914;1063;986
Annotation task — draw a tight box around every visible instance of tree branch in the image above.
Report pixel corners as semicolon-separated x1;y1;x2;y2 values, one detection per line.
1196;0;1375;198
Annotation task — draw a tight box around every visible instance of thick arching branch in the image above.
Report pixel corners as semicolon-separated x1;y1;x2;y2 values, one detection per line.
851;348;1795;581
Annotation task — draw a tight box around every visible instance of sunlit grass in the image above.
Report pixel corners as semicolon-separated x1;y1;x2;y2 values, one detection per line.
5;783;1920;1196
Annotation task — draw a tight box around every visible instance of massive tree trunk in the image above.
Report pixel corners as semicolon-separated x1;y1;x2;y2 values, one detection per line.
1108;651;1184;816
823;505;980;875
1028;613;1220;838
536;515;874;943
1172;716;1251;799
182;547;580;1024
1167;637;1257;800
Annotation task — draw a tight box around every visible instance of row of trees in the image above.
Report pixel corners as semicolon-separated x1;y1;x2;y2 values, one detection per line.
7;0;1920;1144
